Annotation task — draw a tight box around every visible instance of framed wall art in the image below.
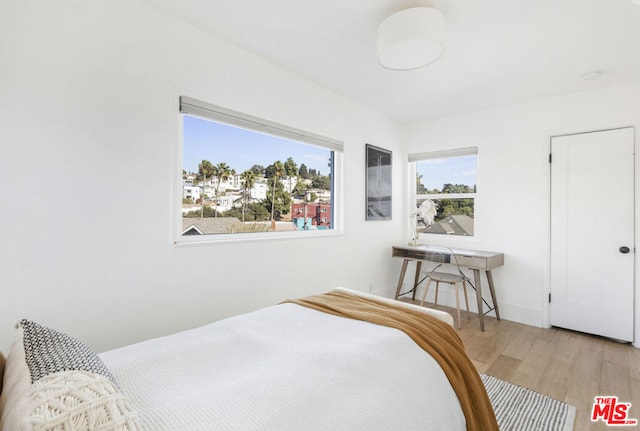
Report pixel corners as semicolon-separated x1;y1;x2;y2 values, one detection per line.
365;144;392;221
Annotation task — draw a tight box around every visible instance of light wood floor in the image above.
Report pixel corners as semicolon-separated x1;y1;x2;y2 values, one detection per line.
401;299;640;431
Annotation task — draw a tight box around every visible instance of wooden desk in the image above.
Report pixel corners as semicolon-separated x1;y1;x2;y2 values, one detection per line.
392;245;504;331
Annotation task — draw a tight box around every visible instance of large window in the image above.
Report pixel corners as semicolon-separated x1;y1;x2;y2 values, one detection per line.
410;147;477;237
176;96;343;243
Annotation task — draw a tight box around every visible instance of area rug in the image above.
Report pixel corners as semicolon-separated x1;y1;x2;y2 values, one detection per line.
482;374;576;431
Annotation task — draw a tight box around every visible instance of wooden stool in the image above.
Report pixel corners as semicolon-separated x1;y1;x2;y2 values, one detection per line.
420;271;470;329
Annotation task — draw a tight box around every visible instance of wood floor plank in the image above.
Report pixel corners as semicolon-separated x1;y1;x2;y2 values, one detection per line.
600;361;631;402
537;331;581;400
603;339;632;367
484;354;520;381
565;335;604;429
501;325;547;361
628;344;640;380
509;337;556;391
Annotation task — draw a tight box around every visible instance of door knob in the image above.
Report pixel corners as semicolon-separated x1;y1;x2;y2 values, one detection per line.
619;246;631;254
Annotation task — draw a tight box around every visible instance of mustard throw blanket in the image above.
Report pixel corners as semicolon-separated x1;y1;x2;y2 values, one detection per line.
284;290;499;431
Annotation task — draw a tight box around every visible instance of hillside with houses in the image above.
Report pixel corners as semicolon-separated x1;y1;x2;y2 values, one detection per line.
182;159;332;235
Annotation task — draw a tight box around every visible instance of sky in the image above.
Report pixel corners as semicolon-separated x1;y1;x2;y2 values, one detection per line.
183;114;475;189
183;115;332;175
416;155;477;191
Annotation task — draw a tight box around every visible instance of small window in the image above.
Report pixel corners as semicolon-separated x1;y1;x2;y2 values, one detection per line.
177;97;343;244
409;148;477;238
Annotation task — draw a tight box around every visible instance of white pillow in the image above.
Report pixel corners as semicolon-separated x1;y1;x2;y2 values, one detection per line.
0;320;140;431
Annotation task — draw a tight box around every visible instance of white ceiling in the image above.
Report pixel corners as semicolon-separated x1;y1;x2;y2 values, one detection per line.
142;0;640;123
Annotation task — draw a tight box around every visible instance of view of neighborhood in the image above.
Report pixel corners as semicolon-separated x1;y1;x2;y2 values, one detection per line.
415;178;476;237
182;158;333;235
415;154;477;236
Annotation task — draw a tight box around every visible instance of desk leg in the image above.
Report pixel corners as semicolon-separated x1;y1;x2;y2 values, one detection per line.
394;259;409;300
486;270;501;320
472;269;485;332
412;261;422;300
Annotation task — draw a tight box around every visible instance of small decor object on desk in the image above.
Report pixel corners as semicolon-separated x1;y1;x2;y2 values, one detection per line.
410;199;437;245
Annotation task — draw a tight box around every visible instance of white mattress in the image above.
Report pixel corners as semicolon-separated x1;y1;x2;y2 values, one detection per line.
100;297;465;430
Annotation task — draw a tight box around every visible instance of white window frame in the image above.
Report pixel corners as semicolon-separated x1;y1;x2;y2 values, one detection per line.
174;96;344;246
408;147;477;239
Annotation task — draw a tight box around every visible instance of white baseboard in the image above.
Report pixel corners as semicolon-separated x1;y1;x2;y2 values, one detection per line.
411;284;544;328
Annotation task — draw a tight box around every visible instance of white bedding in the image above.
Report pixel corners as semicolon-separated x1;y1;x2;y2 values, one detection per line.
100;292;465;430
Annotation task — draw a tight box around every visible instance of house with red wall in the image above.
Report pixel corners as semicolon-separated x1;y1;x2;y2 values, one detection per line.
291;202;331;229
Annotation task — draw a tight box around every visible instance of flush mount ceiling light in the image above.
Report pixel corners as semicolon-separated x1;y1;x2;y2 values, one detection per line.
377;7;445;70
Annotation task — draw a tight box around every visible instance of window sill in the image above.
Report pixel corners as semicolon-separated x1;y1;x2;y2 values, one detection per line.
173;228;344;247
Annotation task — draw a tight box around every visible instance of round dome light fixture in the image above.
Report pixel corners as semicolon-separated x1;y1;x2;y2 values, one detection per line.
377;7;445;71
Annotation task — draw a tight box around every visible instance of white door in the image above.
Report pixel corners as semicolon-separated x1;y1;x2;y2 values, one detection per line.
550;127;634;342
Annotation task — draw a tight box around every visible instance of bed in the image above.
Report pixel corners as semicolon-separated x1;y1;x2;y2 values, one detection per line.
0;288;498;430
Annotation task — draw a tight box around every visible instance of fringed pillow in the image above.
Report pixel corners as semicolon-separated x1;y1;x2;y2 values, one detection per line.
0;319;140;431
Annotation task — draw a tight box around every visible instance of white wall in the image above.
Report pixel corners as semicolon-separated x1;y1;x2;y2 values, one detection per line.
404;81;640;345
0;0;406;353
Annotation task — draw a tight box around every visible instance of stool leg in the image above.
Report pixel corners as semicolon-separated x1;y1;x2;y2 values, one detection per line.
462;280;470;320
420;279;432;307
434;281;440;305
454;282;461;329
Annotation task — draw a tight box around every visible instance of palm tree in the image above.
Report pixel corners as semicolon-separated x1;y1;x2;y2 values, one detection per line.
198;160;214;218
270;160;285;221
212;162;235;218
284;157;298;194
240;169;256;223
